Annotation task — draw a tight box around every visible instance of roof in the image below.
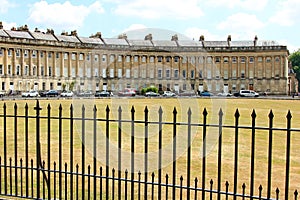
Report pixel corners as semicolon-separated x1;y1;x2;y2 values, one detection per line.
102;38;129;46
30;31;57;41
0;29;9;37
177;40;201;47
127;39;153;47
5;30;33;39
55;34;80;43
78;36;104;45
152;40;178;47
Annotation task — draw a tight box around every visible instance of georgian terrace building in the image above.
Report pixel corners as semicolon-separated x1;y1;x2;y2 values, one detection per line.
0;24;290;95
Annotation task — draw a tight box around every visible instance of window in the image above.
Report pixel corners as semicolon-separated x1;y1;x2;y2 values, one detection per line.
56;66;60;76
166;69;170;78
232;69;236;78
249;57;254;63
232;57;237;63
232;84;236;91
158;69;162;78
215;57;220;63
126;56;131;62
134;68;138;78
134;56;138;62
258;57;262;62
79;53;84;60
71;67;75;77
102;68;107;78
8;49;12;56
141;68;146;78
199;56;204;64
56;52;59;59
150;56;154;63
32;50;37;58
16;49;20;57
0;49;3;56
142;56;146;63
266;57;271;63
8;65;11;75
249;70;254;79
94;68;98;77
48;52;52;58
174;69;179;78
24;65;29;76
118;69;122;78
149;69;154;78
71;53;76;60
190;70;195;79
199;70;203;78
102;55;107;62
174;56;179;63
216;83;220;92
64;53;68;59
275;57;280;62
224;69;228;79
49;66;52;77
166;56;171;62
41;66;44;76
183;84;187;90
33;66;36;76
126;69;130;78
241;69;245;78
16;65;20;75
182;56;187;64
40;51;44;58
24;50;28;58
118;55;123;62
207;69;211;79
0;64;3;75
110;55;115;62
215;70;220;79
182;70;186;78
207;57;212;64
224;57;229;63
241;57;246;63
86;54;90;61
158;56;163;62
110;69;114;78
190;57;195;64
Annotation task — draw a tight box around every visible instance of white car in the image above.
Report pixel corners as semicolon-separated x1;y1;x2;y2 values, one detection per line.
22;90;39;97
162;91;176;97
60;91;74;97
239;90;259;97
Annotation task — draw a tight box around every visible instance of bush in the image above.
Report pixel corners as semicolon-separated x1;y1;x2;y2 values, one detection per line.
141;86;158;95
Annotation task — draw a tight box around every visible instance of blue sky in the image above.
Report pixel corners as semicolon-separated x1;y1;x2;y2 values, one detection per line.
0;0;299;52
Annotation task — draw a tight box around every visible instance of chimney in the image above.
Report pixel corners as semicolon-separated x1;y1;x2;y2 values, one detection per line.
254;35;258;47
171;34;178;41
144;33;153;41
118;33;127;39
34;28;40;32
227;35;231;47
70;30;77;36
90;32;102;38
199;35;204;42
0;21;3;29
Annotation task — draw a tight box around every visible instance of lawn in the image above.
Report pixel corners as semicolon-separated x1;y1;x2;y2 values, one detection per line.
0;97;299;199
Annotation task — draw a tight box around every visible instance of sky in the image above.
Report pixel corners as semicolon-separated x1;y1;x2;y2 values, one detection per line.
0;0;299;52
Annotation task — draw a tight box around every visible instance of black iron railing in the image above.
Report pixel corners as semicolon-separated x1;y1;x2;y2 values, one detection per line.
0;100;299;199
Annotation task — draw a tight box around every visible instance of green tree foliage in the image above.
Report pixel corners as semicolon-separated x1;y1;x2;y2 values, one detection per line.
141;86;158;95
289;50;300;89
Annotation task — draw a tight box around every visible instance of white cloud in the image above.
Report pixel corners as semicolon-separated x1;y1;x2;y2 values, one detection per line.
184;27;222;41
217;13;264;39
27;1;105;31
206;0;269;11
0;0;15;13
269;0;300;26
113;0;203;19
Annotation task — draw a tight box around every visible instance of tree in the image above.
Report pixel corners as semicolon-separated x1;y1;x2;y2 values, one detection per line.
289;49;300;90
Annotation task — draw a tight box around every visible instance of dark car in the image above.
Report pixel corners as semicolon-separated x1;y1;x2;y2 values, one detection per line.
95;91;111;97
40;90;59;97
200;91;213;97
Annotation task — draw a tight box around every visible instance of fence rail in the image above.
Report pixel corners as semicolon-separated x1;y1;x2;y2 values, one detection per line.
0;100;299;199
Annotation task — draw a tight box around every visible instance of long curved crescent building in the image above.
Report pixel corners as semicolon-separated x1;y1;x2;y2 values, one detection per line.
0;23;296;95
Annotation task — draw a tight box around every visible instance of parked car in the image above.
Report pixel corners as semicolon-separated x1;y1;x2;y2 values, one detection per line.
178;91;196;97
145;91;160;97
95;90;111;97
162;91;176;97
0;90;7;97
217;92;233;97
239;90;259;97
22;90;39;97
77;90;93;97
40;90;59;97
118;88;136;97
200;91;213;97
60;91;74;97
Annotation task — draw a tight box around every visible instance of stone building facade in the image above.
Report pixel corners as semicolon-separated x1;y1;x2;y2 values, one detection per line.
0;24;290;95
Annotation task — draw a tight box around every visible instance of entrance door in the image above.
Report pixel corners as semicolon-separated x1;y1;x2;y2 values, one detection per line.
198;84;203;92
103;83;107;91
249;84;254;90
223;84;229;93
174;84;179;93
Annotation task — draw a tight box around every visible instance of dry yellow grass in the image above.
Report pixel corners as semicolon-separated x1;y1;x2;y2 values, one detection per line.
0;98;299;199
